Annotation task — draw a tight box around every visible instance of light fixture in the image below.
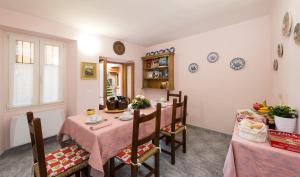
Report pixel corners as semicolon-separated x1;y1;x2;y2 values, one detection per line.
77;34;101;56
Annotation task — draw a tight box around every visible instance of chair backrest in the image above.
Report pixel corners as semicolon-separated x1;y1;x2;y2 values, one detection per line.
167;90;182;102
171;95;188;133
131;103;162;165
26;112;48;177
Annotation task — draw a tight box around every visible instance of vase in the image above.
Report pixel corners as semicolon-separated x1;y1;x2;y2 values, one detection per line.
274;116;297;133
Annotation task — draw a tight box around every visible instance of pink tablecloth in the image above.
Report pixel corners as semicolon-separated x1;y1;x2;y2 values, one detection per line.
59;104;177;177
223;122;300;177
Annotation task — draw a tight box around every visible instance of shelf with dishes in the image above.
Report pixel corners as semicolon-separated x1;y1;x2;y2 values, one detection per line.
141;52;174;90
143;66;168;70
143;78;168;80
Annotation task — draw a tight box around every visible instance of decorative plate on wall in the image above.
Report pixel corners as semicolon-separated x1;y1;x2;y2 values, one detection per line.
113;41;125;55
282;12;293;37
188;63;199;73
207;52;219;63
294;23;300;44
277;43;283;58
230;58;245;70
273;59;278;71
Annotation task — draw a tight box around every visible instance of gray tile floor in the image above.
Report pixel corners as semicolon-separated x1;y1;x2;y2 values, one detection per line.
0;126;231;177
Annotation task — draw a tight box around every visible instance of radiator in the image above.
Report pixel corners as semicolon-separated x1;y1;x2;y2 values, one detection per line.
10;109;65;148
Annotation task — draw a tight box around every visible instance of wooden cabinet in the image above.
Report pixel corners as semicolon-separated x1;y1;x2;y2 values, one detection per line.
142;52;174;90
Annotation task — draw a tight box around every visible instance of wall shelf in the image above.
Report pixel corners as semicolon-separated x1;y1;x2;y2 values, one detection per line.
141;52;174;90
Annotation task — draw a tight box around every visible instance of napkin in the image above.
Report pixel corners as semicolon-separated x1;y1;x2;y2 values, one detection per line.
89;121;112;131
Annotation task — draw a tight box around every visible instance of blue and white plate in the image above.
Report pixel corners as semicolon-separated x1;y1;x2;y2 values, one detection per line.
188;63;199;73
207;52;219;63
230;58;245;70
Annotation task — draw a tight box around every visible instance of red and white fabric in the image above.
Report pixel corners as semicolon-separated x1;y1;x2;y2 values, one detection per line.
45;144;89;177
161;122;184;134
116;143;156;165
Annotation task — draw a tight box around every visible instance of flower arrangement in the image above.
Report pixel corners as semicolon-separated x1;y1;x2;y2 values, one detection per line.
130;95;151;109
269;105;297;119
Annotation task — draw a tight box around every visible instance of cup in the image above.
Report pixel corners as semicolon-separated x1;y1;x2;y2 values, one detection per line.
87;109;96;116
89;115;98;122
160;97;167;102
123;111;132;116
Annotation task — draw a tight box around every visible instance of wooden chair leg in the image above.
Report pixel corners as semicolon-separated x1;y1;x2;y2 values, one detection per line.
171;134;176;165
154;152;160;177
81;166;89;177
131;165;138;177
183;129;187;153
75;171;80;177
110;158;115;177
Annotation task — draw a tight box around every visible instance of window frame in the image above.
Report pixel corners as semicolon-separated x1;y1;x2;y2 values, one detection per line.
40;40;65;105
7;33;65;109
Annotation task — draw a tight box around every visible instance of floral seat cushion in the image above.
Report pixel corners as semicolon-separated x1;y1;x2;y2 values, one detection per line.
116;143;157;165
161;122;185;135
45;144;89;177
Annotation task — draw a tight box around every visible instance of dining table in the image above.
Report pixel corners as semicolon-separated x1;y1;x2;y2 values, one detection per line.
223;121;300;177
58;102;179;177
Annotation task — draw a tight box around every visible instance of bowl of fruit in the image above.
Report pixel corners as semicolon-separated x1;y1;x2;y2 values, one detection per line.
253;100;270;114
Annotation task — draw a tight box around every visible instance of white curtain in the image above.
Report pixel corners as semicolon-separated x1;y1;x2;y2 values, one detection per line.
12;63;34;107
42;45;63;104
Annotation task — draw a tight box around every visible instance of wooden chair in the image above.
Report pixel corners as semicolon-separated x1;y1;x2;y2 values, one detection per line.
110;103;162;177
167;90;182;102
160;95;187;165
26;112;90;177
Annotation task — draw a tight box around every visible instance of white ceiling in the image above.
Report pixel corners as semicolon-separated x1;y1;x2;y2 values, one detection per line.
0;0;272;46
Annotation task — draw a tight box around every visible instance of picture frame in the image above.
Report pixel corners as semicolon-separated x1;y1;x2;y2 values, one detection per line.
81;62;97;80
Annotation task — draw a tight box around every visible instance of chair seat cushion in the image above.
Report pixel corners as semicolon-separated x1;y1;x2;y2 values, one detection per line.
161;122;185;135
45;144;89;177
116;143;157;165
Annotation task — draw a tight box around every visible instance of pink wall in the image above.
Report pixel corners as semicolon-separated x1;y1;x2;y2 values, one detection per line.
145;16;272;134
270;0;300;133
76;36;144;114
0;8;144;153
0;29;5;154
1;1;299;153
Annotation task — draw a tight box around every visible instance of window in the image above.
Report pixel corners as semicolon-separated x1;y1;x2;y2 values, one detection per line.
8;34;64;108
16;40;34;64
42;44;63;104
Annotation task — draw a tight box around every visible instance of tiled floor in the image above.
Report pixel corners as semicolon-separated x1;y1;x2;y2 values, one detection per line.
0;126;231;177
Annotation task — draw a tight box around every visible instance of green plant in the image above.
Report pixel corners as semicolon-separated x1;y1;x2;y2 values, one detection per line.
269;105;298;118
131;95;151;109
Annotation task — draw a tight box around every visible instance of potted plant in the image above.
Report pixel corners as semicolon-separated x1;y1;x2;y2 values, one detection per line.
269;105;298;133
129;95;151;110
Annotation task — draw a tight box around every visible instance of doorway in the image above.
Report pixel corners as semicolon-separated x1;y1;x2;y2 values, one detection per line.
99;57;135;107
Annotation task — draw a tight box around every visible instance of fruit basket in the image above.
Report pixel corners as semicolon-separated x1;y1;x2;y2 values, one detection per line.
269;130;300;153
